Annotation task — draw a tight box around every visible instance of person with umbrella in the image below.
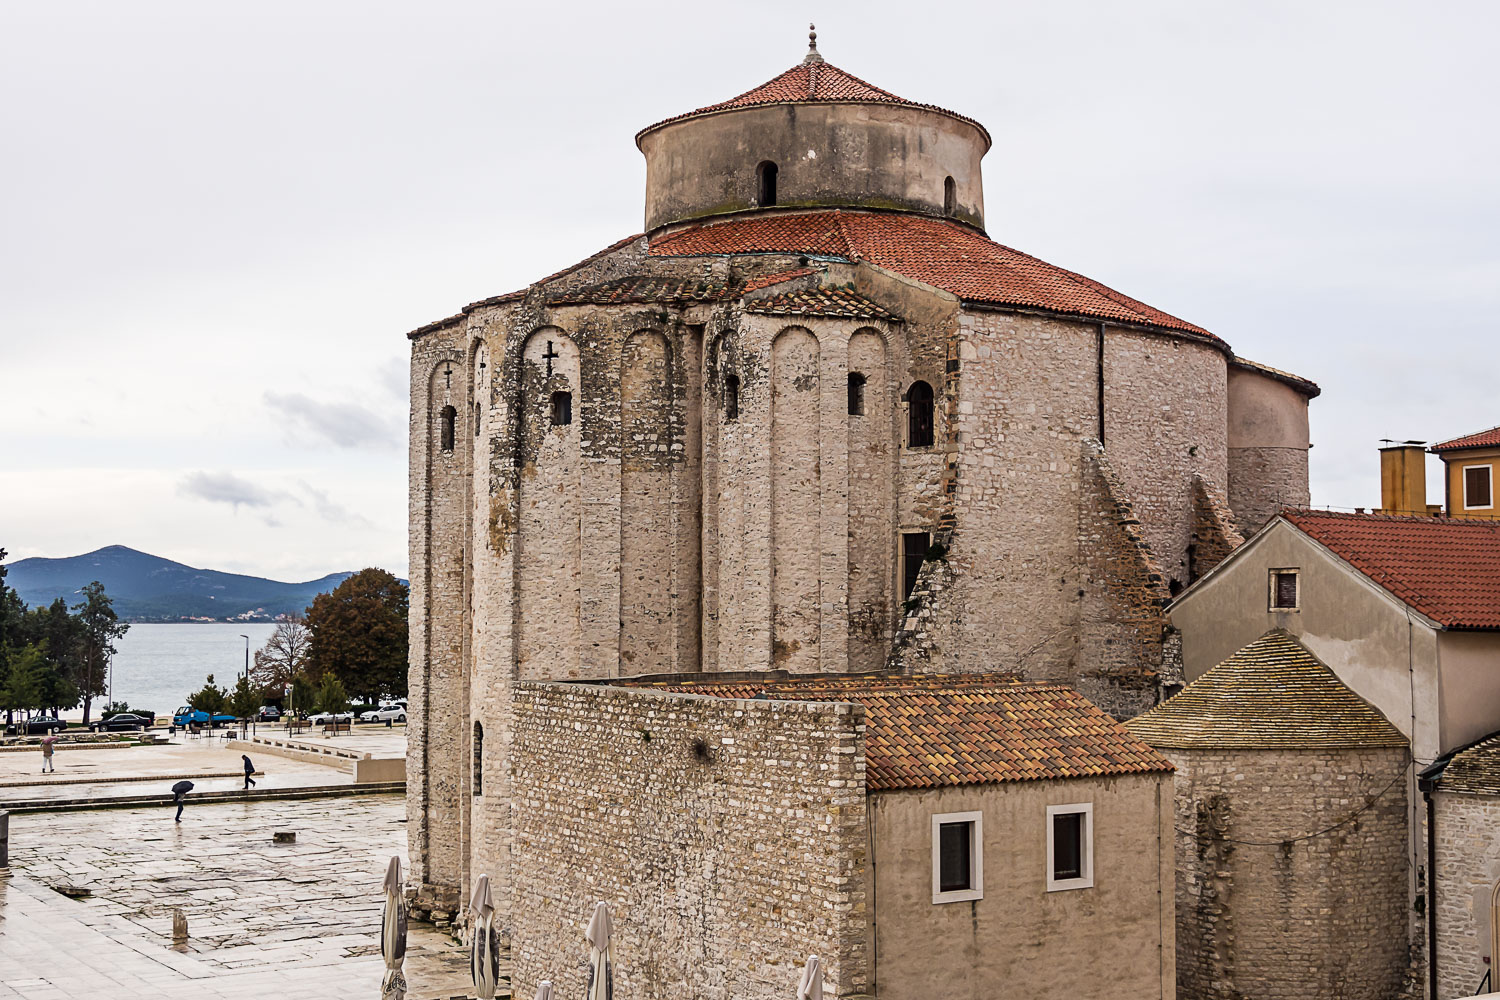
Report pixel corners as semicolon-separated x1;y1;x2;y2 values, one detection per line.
171;780;193;822
241;754;256;790
40;734;57;774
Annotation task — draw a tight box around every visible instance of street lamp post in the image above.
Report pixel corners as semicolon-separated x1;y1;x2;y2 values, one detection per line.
239;634;250;735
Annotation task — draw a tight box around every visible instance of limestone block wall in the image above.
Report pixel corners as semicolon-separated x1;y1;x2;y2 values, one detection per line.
509;682;868;1000
1163;746;1411;1000
1187;475;1245;583
1434;791;1500;1000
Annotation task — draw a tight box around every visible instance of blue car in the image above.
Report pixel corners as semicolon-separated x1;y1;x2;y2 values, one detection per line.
172;706;237;728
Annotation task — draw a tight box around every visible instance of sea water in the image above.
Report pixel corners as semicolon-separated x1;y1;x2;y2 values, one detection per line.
61;622;277;721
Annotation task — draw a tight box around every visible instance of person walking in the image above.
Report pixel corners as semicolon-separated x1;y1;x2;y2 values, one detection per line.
40;737;55;774
242;754;257;790
171;780;193;822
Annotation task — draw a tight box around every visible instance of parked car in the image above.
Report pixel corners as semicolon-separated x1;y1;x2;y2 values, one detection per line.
358;703;408;723
309;710;354;725
90;713;152;732
171;706;237;728
5;717;67;736
257;705;282;722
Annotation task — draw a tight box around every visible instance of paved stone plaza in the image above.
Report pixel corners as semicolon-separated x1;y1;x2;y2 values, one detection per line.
0;795;484;998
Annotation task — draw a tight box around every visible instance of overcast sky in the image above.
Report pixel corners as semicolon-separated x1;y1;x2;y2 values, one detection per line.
3;1;1496;582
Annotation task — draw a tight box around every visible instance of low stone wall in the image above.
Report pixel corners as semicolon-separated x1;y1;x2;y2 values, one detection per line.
509;681;868;1000
227;737;362;772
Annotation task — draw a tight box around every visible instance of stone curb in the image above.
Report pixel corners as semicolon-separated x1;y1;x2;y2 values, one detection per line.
0;741;137;753
0;770;261;789
2;781;406;812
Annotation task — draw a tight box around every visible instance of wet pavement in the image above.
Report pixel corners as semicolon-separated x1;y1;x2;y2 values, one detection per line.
0;795;488;998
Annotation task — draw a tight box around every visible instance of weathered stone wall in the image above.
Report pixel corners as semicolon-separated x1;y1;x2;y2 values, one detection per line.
1188;475;1245;582
1434;791;1500;1000
1226;364;1312;538
509;682;868;1000
1162;746;1411;1000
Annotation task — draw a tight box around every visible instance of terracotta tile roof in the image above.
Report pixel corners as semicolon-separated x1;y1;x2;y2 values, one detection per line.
1436;732;1500;795
1126;630;1408;750
744;286;898;321
1283;509;1500;629
617;673;1173;790
649;211;1219;342
1431;425;1500;452
547;274;730;306
636;59;989;149
741;267;820;293
1230;356;1321;398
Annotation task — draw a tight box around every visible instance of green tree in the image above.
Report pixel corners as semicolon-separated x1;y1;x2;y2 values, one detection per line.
315;673;349;736
0;548;26;726
1;644;45;718
187;674;229;728
305;569;408;704
25;598;83;717
228;673;260;722
73;581;129;725
289;670;317;720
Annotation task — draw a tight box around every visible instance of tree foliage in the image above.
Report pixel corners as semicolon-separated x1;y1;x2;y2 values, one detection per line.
187;673;229;723
0;549;115;723
73;580;129;724
251;614;310;694
305;569;408;704
316;673;349;715
228;674;260;721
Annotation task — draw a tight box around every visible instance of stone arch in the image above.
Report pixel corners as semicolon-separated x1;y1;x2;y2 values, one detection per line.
620;330;674;674
757;159;778;207
905;379;935;448
771;326;821;672
515;327;582;678
848;328;894;670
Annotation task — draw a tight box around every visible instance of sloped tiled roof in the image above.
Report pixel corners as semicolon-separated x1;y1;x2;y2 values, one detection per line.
744;286;898;320
1126;630;1408;750
1230;356;1321;398
1431;425;1500;452
1283;509;1500;629
636;58;989;147
547;274;730;306
1438;732;1500;795
650;211;1219;342
618;673;1173;790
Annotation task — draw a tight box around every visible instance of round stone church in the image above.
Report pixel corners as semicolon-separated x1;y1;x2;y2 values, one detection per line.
405;33;1317;927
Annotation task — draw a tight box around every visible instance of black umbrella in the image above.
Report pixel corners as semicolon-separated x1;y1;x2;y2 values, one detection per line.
172;780;194;795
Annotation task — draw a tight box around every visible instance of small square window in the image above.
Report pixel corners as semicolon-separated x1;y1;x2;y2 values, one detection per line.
550;391;572;427
1046;803;1093;892
931;810;983;903
1270;569;1299;611
1464;465;1493;510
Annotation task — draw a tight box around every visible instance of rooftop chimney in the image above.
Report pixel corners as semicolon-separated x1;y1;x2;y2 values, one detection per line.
1379;443;1428;515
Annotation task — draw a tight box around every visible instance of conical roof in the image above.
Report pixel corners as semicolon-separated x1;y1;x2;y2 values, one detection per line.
1126;630;1407;750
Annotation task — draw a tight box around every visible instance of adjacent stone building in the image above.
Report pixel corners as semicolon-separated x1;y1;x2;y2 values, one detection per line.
1426;733;1500;1000
403;33;1317;954
1128;630;1412;1000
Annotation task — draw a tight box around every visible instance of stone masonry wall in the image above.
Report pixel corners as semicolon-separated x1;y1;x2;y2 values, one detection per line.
1228;446;1310;537
1188;475;1245;583
509;682;868;1000
1433;791;1500;1000
1163;746;1411;1000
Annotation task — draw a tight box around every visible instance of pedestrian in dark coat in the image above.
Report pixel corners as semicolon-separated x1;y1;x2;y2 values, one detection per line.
171;780;193;822
242;754;256;790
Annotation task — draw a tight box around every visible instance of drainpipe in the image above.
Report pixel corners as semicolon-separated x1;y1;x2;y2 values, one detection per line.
1418;759;1448;1000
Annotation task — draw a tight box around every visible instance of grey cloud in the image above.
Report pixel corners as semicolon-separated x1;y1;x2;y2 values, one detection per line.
178;471;295;512
297;481;374;529
264;391;397;450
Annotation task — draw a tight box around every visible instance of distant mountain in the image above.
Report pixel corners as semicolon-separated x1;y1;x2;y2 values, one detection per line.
7;545;356;623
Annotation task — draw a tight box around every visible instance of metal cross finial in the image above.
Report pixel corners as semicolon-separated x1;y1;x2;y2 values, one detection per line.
804;23;824;64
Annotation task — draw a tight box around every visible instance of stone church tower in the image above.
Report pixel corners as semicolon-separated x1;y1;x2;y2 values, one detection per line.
404;32;1317;919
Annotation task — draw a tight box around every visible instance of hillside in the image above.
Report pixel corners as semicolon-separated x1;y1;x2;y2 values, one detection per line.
7;545;354;622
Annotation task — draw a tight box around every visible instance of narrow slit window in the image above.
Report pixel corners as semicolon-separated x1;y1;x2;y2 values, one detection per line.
724;372;740;422
943;176;956;216
1270;569;1300;610
902;531;931;600
472;721;483;796
847;372;867;416
931;811;983;903
550;391;572;426
474;401;482;437
756;160;778;207
440;405;457;453
1046;803;1093;891
906;380;935;448
1464;465;1493;509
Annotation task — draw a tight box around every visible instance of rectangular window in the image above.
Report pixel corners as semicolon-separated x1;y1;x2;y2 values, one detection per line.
902;531;931;601
931;810;983;903
1464;464;1493;509
1269;568;1300;610
1046;803;1093;891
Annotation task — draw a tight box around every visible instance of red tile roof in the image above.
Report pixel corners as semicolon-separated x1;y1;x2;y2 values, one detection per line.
744;286;898;321
1283;509;1500;628
741;267;820;293
636;59;989;148
650;211;1219;342
1431;426;1500;452
617;673;1173;790
547;274;730;306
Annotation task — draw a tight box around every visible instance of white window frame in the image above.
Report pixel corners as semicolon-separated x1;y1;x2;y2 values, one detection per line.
1046;802;1094;892
931;810;984;904
1268;568;1301;612
1463;463;1494;510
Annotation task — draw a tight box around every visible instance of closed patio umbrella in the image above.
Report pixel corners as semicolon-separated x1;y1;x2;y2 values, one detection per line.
797;954;823;1000
533;982;554;1000
380;856;407;1000
585;901;613;1000
469;874;500;1000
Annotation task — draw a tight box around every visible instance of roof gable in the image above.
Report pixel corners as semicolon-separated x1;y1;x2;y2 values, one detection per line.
1126;630;1408;750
